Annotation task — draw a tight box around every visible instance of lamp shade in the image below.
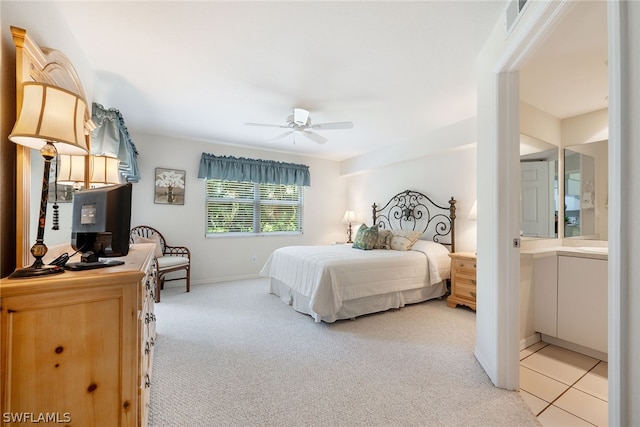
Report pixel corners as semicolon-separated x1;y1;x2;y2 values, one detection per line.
90;155;121;186
468;200;477;220
57;154;121;186
57;154;86;185
9;82;89;155
342;210;357;224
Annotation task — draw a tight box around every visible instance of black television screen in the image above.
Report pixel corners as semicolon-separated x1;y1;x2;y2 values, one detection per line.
71;183;132;257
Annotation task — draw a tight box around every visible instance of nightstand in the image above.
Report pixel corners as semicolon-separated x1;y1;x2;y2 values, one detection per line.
447;252;477;310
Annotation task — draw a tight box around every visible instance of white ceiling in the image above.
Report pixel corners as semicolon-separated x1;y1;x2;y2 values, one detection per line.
519;0;608;120
54;1;607;162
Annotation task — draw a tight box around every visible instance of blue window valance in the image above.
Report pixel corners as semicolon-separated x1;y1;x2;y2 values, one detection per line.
91;103;140;183
197;153;311;186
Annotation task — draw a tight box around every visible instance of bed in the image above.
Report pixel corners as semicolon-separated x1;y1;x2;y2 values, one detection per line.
260;190;457;322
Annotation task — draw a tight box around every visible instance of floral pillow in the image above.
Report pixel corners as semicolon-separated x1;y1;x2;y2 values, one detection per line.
373;229;393;249
352;224;379;250
389;229;422;251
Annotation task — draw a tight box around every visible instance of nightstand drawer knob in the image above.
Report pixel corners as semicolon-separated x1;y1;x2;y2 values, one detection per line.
471;279;476;285
470;291;476;298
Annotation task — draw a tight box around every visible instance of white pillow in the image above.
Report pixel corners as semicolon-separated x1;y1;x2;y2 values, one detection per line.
389;229;421;251
133;234;163;258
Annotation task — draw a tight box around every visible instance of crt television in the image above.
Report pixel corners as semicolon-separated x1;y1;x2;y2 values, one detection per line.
71;182;132;257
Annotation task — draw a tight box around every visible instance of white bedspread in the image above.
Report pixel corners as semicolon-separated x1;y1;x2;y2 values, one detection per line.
260;241;450;321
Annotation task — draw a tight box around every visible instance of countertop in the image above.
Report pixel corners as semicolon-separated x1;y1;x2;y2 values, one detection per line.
520;245;608;260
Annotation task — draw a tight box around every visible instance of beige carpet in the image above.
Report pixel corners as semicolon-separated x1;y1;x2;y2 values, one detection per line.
149;278;539;426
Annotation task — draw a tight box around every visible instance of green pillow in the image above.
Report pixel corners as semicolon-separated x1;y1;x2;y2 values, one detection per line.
352;224;379;250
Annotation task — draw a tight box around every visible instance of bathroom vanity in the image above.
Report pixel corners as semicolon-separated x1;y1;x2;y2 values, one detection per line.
522;245;608;360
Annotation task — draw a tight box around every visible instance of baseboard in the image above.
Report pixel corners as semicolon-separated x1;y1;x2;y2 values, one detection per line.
540;334;608;362
190;274;264;286
520;333;541;351
473;346;497;386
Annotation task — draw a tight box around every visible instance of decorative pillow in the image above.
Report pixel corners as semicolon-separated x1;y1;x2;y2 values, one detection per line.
389;229;422;251
133;234;163;258
352;224;379;250
373;229;393;249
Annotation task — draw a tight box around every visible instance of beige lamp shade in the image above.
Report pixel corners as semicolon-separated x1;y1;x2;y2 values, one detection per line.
57;154;86;185
57;154;121;186
9;82;89;155
342;210;357;224
468;200;477;220
90;155;121;186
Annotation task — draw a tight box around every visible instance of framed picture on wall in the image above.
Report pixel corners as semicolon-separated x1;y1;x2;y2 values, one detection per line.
154;167;185;205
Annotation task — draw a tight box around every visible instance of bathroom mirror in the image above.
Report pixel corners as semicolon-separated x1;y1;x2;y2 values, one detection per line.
520;136;559;238
563;140;608;240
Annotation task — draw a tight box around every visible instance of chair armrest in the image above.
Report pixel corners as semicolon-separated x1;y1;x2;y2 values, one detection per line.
163;245;191;259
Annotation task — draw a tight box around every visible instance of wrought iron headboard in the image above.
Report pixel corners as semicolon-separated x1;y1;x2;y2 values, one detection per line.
372;190;457;253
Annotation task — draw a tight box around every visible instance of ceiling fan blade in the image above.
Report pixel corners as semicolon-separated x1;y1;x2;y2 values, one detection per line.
245;122;289;129
293;108;310;126
302;130;328;145
311;121;354;130
268;131;293;142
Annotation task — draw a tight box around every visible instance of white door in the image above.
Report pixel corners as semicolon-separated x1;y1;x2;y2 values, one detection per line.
520;162;553;237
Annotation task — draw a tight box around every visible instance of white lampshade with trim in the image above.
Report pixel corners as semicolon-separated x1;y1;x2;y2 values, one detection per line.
342;210;357;224
57;154;121;186
10;82;89;155
57;154;86;185
90;155;121;186
468;200;477;220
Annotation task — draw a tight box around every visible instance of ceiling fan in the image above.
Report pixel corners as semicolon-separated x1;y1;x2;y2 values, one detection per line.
245;108;353;144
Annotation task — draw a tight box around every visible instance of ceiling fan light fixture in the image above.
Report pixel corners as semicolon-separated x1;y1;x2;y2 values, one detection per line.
246;107;353;145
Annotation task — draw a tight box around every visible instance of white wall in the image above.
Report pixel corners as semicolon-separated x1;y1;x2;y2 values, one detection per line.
131;133;346;284
345;146;477;253
2;2;94;103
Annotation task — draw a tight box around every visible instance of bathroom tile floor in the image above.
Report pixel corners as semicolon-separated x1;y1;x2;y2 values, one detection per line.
520;342;608;426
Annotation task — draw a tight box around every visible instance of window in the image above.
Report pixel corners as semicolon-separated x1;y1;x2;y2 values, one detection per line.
206;179;303;236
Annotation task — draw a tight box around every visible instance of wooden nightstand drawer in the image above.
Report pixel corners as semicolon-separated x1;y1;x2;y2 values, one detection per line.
453;258;476;272
453;280;477;300
447;252;477;310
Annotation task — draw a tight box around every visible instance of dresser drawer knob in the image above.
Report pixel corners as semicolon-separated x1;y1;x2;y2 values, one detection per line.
471;279;476;285
470;291;476;298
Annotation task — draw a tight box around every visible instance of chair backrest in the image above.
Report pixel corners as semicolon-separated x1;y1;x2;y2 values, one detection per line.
130;225;166;252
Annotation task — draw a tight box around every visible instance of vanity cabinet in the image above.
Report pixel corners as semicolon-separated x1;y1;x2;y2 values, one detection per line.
532;251;607;355
0;244;157;427
533;254;558;337
557;256;608;354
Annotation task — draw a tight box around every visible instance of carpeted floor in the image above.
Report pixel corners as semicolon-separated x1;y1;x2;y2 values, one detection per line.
149;278;539;426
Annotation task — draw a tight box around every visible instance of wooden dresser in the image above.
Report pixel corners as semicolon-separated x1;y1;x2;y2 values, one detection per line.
447;252;477;310
0;244;157;427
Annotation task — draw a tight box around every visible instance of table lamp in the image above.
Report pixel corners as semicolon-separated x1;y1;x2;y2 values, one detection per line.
9;82;89;278
342;210;357;243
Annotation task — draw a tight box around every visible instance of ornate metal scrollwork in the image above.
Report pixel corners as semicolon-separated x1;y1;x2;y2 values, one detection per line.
372;190;457;252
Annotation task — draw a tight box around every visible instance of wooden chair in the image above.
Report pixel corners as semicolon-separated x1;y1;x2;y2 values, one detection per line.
130;225;190;302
